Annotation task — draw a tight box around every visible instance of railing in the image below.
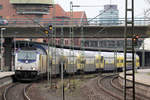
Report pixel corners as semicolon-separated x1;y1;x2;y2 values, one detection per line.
6;18;150;26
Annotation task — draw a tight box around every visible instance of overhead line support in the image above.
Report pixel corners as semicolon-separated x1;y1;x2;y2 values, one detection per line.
124;0;135;100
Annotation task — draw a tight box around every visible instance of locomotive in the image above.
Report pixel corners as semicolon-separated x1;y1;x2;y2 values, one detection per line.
15;47;47;80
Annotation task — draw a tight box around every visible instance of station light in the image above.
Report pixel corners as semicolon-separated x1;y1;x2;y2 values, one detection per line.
133;35;139;46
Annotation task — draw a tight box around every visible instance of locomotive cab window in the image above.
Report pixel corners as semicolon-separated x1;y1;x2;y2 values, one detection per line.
18;51;37;60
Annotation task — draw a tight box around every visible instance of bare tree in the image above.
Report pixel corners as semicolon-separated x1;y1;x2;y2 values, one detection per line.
144;0;150;18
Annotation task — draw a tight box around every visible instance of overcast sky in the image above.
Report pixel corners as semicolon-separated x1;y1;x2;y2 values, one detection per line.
55;0;149;18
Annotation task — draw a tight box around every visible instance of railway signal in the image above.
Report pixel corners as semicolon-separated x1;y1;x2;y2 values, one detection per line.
133;35;139;46
44;30;49;34
44;25;53;35
49;25;53;33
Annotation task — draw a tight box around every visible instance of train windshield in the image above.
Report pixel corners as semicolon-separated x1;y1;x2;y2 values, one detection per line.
17;51;37;60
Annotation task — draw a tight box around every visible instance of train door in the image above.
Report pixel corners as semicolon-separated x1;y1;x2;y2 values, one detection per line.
84;56;95;72
95;55;101;70
116;56;124;71
136;57;140;68
100;56;104;70
66;56;77;74
76;55;85;72
104;57;115;70
95;55;104;71
76;56;82;71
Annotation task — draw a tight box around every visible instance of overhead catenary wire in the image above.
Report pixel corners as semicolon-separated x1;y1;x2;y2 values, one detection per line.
72;4;113;37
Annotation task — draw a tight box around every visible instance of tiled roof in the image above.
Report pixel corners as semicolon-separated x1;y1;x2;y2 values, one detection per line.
66;11;87;24
43;4;87;24
50;4;68;18
50;4;87;19
66;11;85;19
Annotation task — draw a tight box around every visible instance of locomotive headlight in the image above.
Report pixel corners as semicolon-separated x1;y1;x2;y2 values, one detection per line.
33;68;36;70
25;60;28;64
32;67;36;70
17;67;22;70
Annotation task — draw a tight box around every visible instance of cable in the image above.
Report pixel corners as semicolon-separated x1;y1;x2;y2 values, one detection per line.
72;5;103;7
87;7;112;23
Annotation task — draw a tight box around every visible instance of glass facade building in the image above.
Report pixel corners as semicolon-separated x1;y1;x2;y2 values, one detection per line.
99;5;119;25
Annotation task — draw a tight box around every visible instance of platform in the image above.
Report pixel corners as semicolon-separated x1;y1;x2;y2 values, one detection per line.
0;72;14;79
0;71;14;88
119;69;150;86
119;69;150;98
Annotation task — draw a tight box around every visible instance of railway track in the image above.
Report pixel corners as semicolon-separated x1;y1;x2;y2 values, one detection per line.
98;74;126;100
111;76;150;100
81;73;150;100
81;73;118;100
97;74;150;100
3;83;32;100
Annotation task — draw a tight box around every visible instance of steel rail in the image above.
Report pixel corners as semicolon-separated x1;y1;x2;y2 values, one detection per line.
97;74;123;100
111;76;150;100
23;83;32;100
3;83;19;100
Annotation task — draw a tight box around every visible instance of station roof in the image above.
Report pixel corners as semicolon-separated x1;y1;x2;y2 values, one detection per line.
9;0;53;4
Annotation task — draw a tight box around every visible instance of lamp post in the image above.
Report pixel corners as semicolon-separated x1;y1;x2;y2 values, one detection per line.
142;38;145;68
0;28;6;72
13;32;17;71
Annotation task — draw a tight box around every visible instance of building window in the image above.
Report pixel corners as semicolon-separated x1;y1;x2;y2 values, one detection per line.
90;41;98;47
0;5;2;9
84;41;89;47
108;40;115;48
15;5;49;15
65;40;68;45
58;40;60;45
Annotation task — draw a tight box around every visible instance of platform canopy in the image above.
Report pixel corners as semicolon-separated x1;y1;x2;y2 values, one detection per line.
9;0;53;4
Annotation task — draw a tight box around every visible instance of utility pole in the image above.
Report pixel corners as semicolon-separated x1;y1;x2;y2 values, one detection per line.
61;56;65;100
52;0;56;88
70;1;76;90
13;33;17;71
142;38;145;68
49;25;53;88
0;28;6;72
124;0;135;100
61;19;65;100
45;25;53;87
